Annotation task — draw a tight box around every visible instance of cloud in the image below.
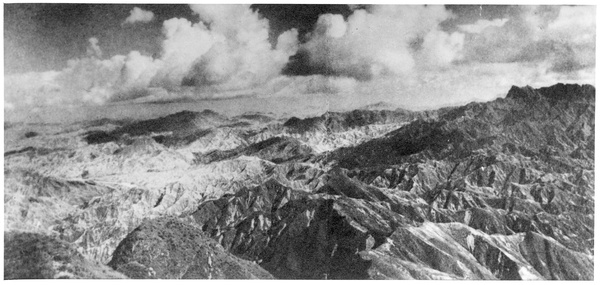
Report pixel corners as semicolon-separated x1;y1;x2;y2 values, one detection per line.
3;4;595;115
4;71;62;108
547;6;595;44
4;45;163;108
263;75;358;96
141;4;299;92
461;5;595;74
5;4;300;110
123;7;155;25
182;5;298;90
150;17;215;89
458;18;508;34
258;6;594;110
298;5;463;80
418;30;464;67
333;61;594;111
86;37;102;58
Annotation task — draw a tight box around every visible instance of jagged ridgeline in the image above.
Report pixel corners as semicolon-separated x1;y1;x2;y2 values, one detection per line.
4;84;594;279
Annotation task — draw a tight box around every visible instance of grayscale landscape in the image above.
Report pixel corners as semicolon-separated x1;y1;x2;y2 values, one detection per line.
3;3;595;280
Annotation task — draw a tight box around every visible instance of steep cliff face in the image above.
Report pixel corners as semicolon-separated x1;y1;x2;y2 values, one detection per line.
4;83;594;279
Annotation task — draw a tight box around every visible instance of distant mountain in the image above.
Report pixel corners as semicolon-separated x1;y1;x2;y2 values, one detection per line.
359;101;401;110
84;110;232;146
283;108;437;134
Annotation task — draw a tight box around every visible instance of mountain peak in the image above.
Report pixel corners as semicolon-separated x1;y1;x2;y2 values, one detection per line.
505;85;538;100
506;83;594;102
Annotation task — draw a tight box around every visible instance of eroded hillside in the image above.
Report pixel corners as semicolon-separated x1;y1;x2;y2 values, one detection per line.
4;83;595;279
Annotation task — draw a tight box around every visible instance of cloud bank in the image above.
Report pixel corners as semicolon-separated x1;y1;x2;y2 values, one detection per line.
4;5;595;113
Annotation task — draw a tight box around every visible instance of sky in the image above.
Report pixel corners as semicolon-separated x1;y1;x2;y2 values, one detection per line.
3;3;596;119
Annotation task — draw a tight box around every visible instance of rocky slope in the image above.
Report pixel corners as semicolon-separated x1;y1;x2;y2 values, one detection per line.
108;217;274;279
4;232;126;279
3;83;594;279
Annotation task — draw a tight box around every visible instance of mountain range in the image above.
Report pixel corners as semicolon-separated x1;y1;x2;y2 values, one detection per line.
4;83;595;280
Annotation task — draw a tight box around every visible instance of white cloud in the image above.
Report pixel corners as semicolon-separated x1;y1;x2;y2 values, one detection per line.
300;5;463;80
182;4;297;90
123;7;155;25
313;13;347;38
151;17;215;89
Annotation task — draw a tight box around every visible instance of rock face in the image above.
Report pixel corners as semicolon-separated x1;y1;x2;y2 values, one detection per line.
4;232;126;279
107;217;274;279
3;83;594;279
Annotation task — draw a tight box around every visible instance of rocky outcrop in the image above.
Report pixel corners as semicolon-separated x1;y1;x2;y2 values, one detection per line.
108;217;273;279
4;232;126;279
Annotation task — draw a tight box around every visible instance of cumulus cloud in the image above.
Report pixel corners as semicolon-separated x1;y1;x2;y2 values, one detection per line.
150;17;215;89
123;7;155;25
5;4;300;109
299;5;463;80
139;5;298;92
182;5;298;90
